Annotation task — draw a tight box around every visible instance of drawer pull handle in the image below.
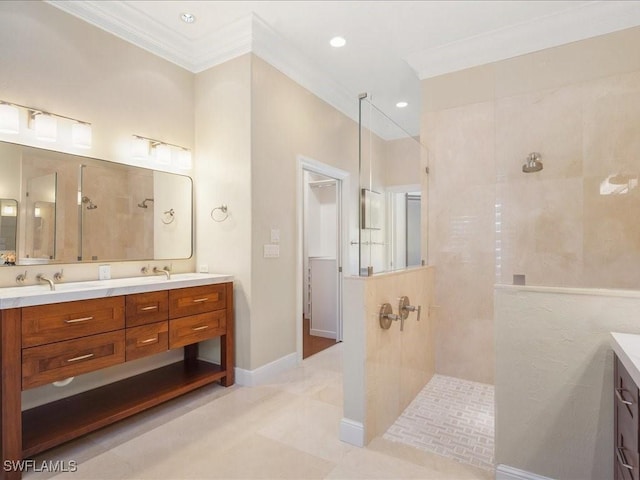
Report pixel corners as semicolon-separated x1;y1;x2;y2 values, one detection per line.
192;325;209;331
67;353;94;363
192;298;209;303
65;316;94;324
141;305;158;311
616;388;634;406
617;446;634;471
139;337;158;345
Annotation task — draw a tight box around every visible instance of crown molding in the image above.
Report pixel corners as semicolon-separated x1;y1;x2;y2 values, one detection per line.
406;1;640;79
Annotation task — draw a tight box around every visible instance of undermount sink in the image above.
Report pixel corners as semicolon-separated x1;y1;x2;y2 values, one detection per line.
0;273;233;308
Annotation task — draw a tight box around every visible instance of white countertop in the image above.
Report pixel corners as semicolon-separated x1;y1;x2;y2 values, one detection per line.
611;332;640;387
0;273;233;309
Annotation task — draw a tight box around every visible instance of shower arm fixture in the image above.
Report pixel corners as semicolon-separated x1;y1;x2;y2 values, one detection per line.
137;198;154;208
522;152;543;173
81;196;98;210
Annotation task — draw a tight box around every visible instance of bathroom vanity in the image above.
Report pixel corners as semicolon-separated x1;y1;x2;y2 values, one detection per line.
0;274;233;480
611;333;640;480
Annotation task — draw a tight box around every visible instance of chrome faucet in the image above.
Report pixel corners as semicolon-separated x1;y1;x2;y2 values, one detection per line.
153;266;171;280
36;274;56;291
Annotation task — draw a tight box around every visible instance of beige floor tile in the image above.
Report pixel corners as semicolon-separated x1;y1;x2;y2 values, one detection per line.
135;433;336;479
258;395;353;463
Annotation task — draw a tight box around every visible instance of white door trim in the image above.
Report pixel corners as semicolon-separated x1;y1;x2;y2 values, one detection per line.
296;155;349;364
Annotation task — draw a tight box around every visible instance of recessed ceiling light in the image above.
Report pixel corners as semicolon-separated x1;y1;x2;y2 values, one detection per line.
330;36;346;48
396;101;409;108
180;12;196;24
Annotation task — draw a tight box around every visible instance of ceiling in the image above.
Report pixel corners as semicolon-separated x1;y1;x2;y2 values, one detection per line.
48;1;640;138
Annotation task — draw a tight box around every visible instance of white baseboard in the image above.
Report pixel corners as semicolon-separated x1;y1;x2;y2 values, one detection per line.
310;328;337;339
339;418;365;447
496;465;555;480
234;352;298;387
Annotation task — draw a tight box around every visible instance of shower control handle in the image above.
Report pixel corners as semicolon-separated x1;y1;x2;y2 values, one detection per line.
399;296;422;322
379;303;404;331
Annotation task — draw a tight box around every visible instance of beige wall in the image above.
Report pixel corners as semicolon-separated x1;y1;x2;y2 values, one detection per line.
0;1;196;286
495;286;640;479
342;266;435;444
422;26;640;384
194;54;253;369
250;55;360;369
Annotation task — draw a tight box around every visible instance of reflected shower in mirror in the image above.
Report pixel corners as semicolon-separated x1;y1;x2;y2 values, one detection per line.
357;94;427;275
0;141;193;265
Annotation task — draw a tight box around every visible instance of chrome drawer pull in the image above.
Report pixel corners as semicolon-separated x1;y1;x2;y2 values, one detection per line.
65;316;94;324
141;305;158;311
140;337;158;344
617;446;634;470
616;388;634;406
67;353;94;363
192;325;209;331
192;298;209;303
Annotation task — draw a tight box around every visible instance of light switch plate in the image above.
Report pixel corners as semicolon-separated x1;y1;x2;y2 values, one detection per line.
270;228;280;244
264;244;280;258
99;264;111;280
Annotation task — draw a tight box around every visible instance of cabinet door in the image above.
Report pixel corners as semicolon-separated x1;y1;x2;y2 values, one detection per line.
616;356;640;480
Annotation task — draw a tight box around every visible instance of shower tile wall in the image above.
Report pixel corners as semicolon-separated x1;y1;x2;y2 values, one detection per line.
422;26;640;385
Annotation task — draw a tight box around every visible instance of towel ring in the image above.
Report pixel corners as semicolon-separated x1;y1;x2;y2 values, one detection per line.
161;208;175;225
211;204;229;222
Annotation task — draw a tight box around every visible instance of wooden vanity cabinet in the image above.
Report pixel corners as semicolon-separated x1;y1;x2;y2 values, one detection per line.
0;281;233;480
615;355;640;480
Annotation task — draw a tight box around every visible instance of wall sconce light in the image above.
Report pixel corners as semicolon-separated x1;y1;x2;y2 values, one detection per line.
0;99;91;148
32;112;57;142
0;103;19;134
132;134;192;170
34;207;41;218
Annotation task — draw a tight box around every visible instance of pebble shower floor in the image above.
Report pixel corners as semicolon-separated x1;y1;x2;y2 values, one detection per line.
384;374;495;471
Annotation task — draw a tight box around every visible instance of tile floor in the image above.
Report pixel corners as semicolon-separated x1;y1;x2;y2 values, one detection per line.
25;345;492;480
384;375;495;472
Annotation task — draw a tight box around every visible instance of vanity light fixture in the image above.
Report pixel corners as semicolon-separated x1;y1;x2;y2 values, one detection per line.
330;36;346;48
396;101;408;108
0;99;91;147
34;207;41;218
2;204;16;217
131;134;192;169
0;103;19;134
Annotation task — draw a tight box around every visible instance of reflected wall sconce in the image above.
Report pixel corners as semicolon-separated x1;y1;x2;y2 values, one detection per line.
0;99;92;148
131;135;192;170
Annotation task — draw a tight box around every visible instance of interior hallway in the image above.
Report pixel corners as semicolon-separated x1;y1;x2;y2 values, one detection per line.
26;344;490;480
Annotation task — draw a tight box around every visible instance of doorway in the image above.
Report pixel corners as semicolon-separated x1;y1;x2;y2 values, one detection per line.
297;156;348;362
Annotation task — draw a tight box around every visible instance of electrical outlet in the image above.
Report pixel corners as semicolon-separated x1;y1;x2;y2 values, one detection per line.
99;264;111;280
199;264;209;273
263;244;280;258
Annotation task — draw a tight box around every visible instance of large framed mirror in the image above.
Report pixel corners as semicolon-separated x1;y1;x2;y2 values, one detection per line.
0;141;192;266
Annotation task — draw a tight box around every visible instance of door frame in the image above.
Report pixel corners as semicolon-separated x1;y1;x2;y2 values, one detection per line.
296;155;349;364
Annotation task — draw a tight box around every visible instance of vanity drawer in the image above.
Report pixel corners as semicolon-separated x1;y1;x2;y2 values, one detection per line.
169;311;226;349
126;291;169;327
169;284;226;319
616;357;639;424
22;330;125;390
126;321;169;361
22;297;125;348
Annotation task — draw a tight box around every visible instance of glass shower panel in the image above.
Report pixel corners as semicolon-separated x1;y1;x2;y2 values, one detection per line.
358;94;428;276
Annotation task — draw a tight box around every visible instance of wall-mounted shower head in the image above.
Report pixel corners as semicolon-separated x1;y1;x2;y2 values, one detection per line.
138;198;154;208
522;152;543;173
81;196;98;210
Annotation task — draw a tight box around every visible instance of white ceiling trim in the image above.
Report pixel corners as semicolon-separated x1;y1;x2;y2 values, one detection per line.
406;0;640;80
